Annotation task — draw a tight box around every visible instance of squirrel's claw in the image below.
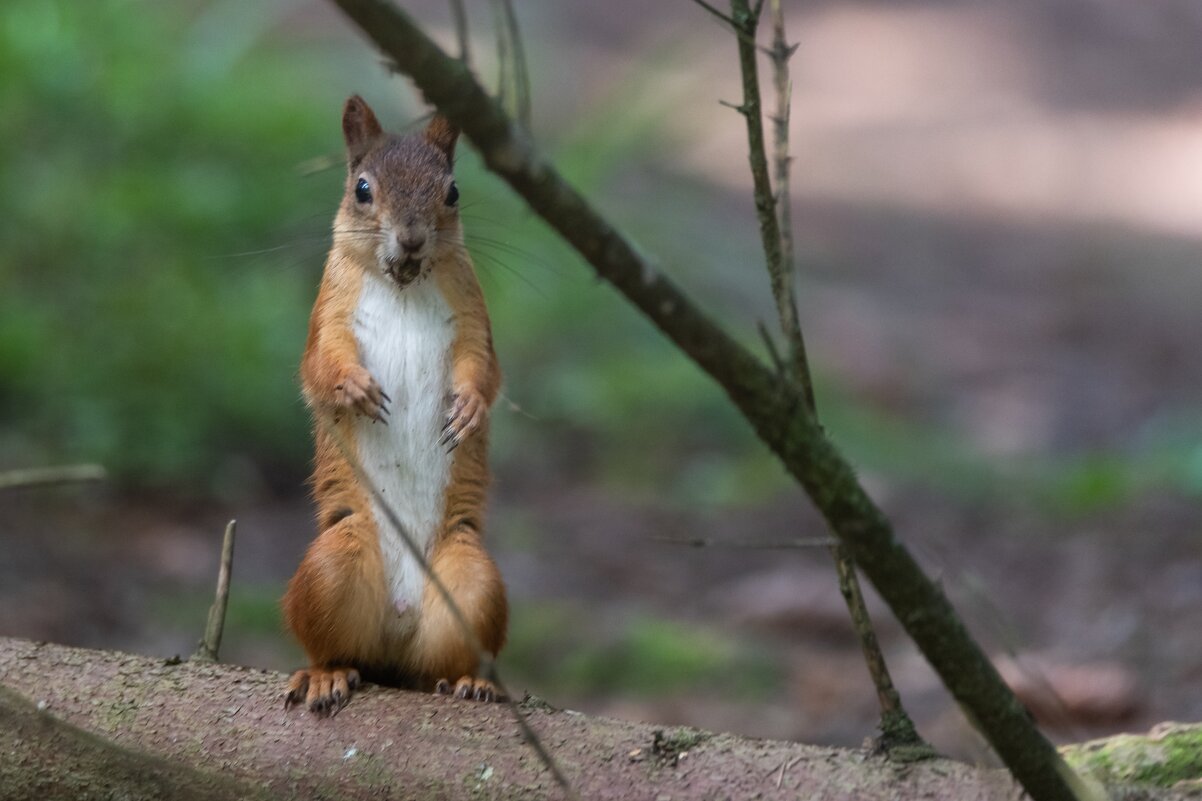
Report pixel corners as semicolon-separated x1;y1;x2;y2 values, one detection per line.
434;675;502;703
441;389;486;452
336;366;390;424
284;667;360;717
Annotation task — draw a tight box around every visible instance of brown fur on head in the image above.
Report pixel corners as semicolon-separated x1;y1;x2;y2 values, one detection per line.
336;96;462;288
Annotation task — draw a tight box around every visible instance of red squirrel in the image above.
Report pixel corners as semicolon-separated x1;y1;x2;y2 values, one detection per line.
283;96;507;714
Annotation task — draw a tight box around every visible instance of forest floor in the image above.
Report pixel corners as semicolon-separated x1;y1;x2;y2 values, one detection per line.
5;426;1200;763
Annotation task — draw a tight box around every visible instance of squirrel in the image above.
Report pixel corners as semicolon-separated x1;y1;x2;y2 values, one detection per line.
283;95;507;715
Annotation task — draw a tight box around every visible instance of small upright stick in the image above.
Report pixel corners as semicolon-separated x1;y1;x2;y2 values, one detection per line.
193;520;237;663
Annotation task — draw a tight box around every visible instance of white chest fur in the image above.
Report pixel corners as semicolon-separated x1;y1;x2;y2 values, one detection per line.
352;272;455;620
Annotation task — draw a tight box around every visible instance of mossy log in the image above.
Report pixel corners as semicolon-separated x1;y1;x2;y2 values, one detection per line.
1062;723;1202;796
0;637;1194;800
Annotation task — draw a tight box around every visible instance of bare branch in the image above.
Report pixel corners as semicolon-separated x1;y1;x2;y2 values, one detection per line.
727;0;815;410
654;535;836;549
193;520;237;663
757;320;786;378
685;0;737;28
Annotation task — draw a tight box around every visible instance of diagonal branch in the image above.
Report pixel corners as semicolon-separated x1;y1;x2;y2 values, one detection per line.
324;3;1094;799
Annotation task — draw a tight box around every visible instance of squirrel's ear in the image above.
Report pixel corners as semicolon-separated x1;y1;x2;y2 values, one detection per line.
424;114;458;163
342;95;383;166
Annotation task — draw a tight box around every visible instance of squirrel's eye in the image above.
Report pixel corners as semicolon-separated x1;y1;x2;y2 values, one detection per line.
355;178;372;204
445;182;459;207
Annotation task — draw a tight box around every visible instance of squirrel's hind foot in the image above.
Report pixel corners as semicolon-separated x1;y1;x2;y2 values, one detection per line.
285;667;361;716
434;675;505;703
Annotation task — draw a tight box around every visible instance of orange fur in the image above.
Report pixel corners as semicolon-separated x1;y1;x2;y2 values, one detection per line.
283;97;506;714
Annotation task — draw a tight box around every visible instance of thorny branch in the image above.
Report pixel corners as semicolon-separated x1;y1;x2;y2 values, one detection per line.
741;0;927;752
727;0;814;411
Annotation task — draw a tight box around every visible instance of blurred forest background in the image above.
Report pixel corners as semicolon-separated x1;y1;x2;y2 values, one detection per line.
3;0;1201;761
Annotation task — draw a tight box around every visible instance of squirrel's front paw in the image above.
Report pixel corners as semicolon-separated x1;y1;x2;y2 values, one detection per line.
335;365;390;424
440;388;487;451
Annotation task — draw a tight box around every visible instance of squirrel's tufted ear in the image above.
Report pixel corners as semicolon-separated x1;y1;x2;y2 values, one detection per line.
424;114;458;163
342;95;383;167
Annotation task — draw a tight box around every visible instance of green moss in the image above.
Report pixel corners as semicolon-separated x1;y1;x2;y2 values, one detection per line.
651;726;712;767
1063;724;1202;788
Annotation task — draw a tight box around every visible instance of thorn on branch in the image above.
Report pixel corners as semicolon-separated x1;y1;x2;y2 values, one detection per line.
718;99;749;115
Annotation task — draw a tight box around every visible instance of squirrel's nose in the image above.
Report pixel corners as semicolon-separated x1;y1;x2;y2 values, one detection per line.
400;235;426;255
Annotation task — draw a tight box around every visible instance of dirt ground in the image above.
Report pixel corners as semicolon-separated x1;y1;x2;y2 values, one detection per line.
3;0;1201;766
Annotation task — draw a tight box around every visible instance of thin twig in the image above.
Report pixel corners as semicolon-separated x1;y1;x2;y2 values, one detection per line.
685;0;737;27
728;0;814;410
653;535;835;549
448;0;471;68
0;464;106;492
831;545;928;751
685;0;758;45
776;754;802;788
193;520;236;663
769;0;795;317
319;418;577;800
490;0;531;128
757;320;786;378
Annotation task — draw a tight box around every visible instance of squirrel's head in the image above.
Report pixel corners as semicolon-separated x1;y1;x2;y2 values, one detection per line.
335;95;461;288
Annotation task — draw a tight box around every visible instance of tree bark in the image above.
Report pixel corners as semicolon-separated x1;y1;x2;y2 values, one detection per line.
0;637;1037;800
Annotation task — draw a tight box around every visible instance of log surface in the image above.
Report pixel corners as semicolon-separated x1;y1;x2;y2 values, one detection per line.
4;636;1184;801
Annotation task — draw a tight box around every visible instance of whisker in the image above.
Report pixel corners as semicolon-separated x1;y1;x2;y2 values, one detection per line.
203;241;323;260
459;244;548;297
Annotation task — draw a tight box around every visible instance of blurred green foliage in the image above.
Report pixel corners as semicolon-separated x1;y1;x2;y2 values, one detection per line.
501;601;783;699
4;0;1194;510
0;0;340;488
